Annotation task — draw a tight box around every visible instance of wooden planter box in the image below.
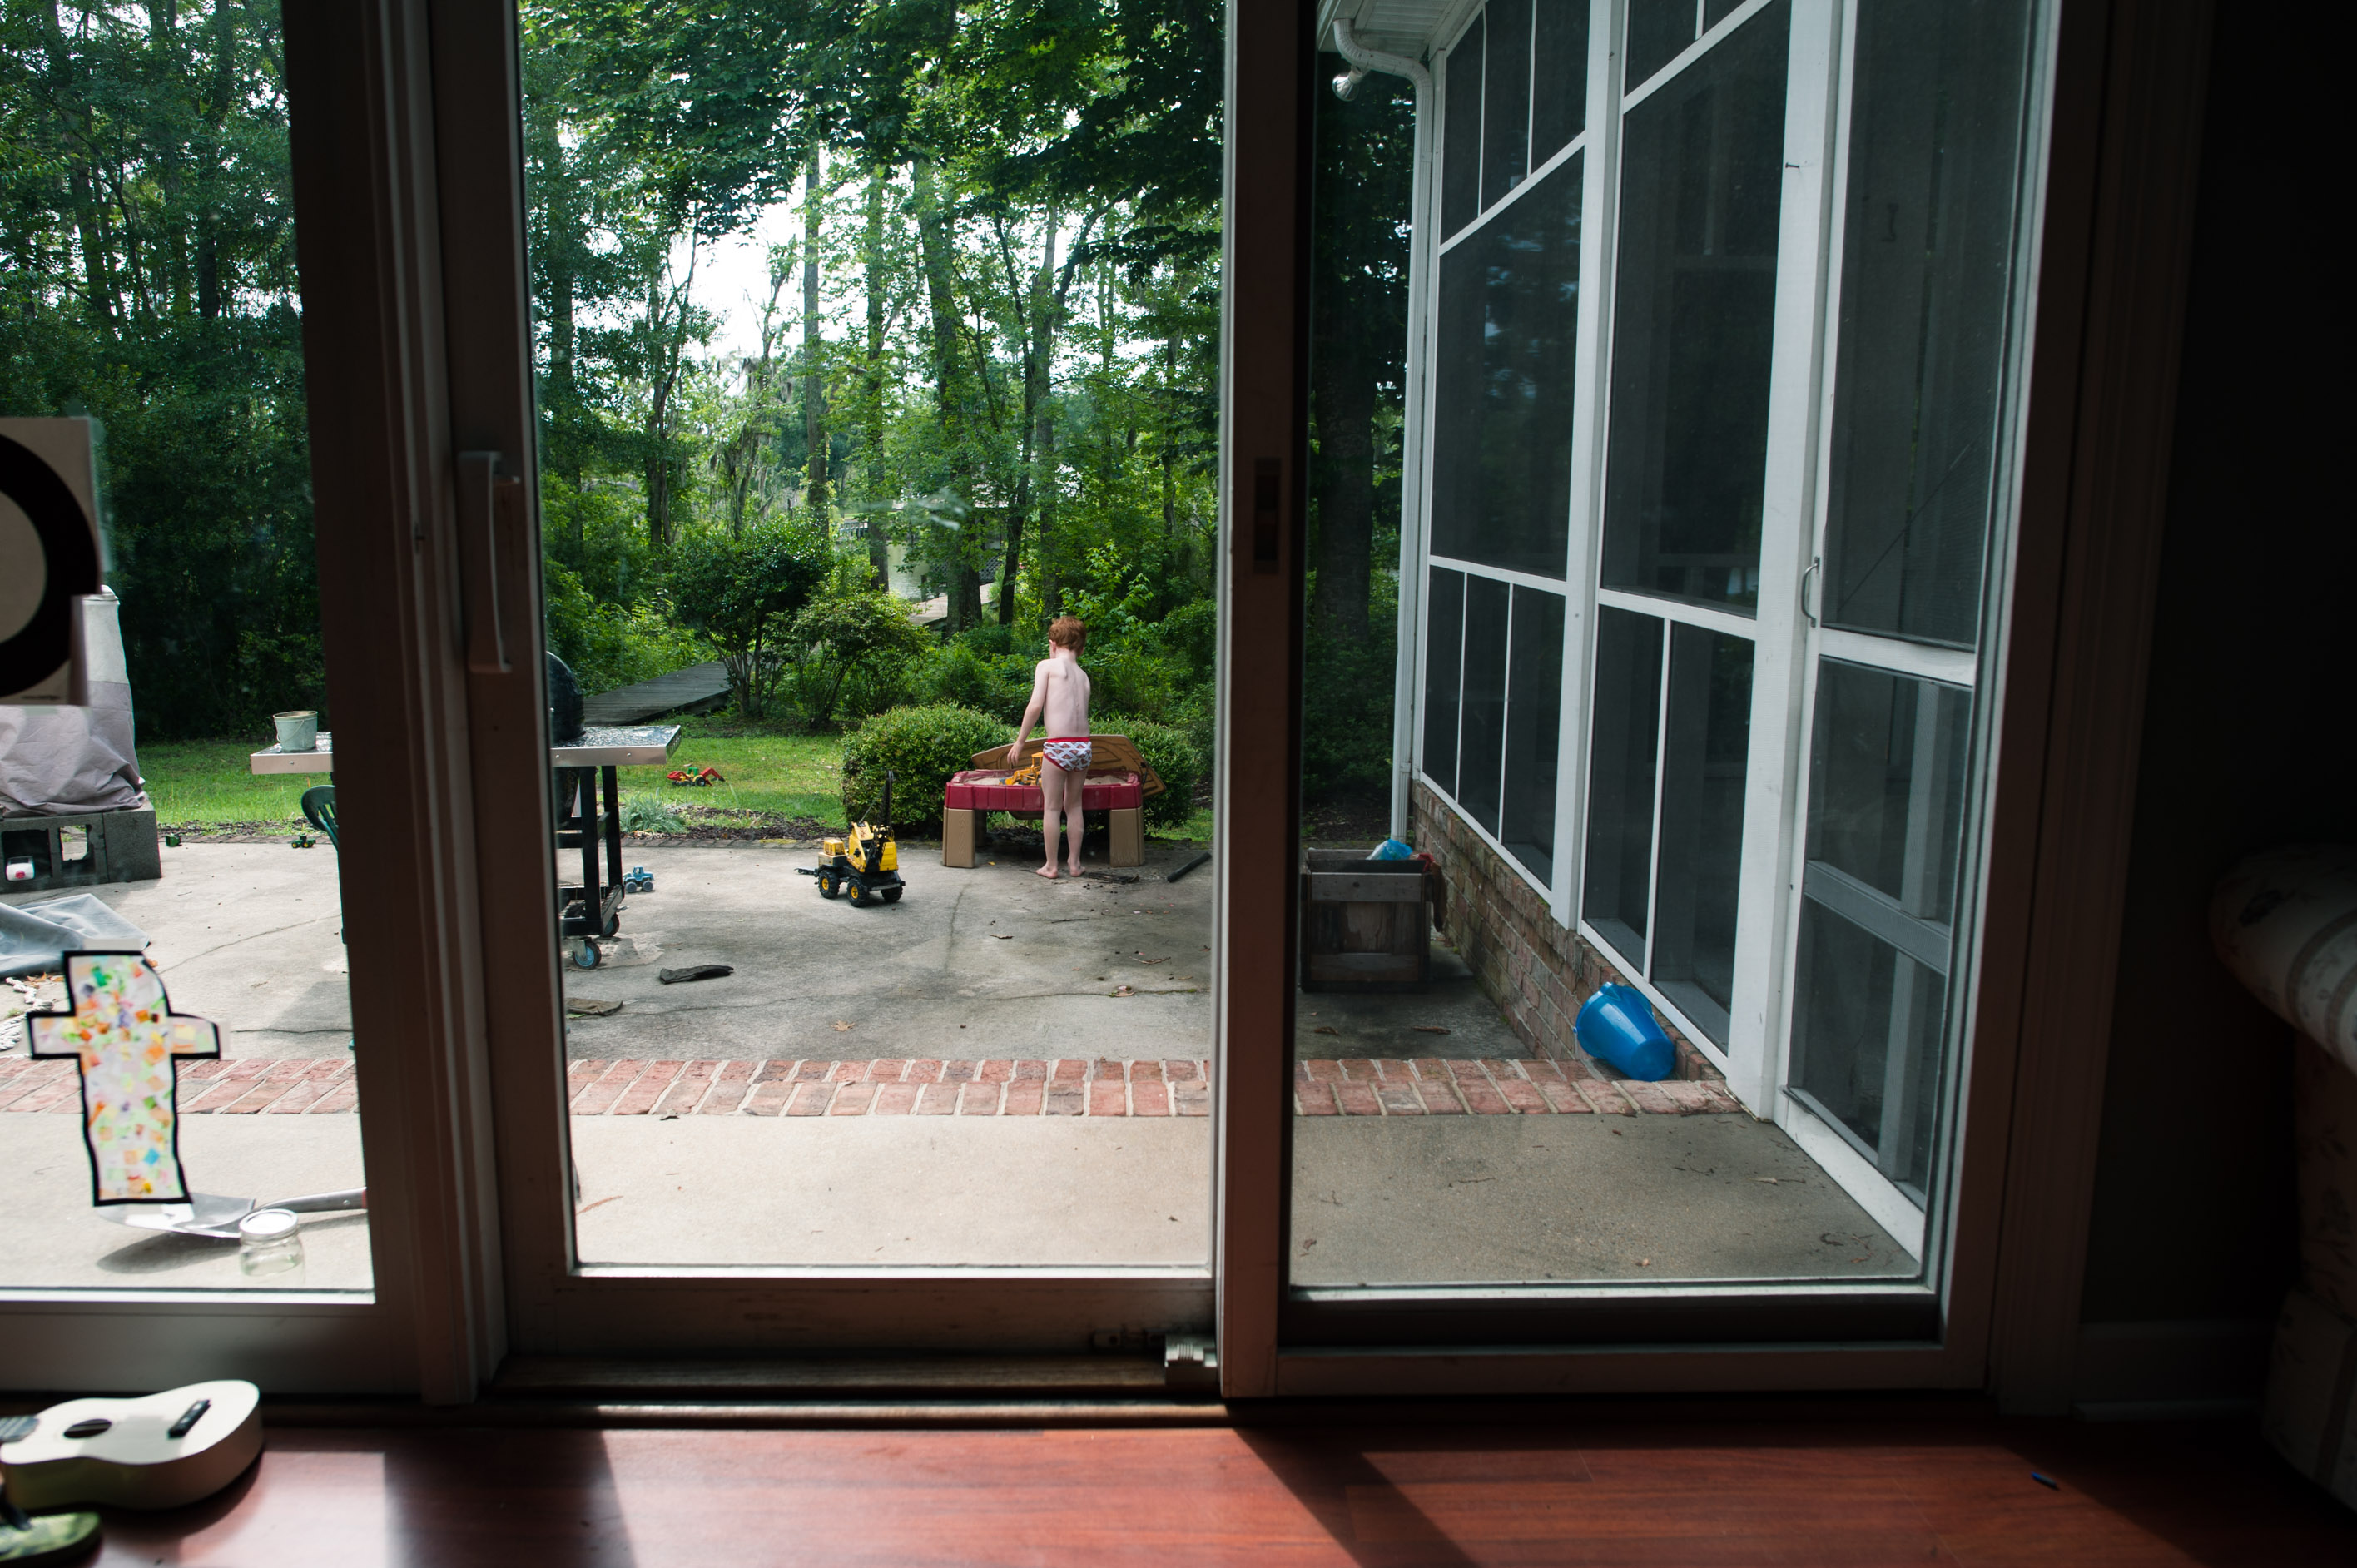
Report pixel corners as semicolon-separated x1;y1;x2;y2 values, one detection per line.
1300;849;1432;991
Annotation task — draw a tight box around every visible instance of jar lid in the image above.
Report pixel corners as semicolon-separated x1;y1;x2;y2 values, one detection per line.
238;1208;300;1241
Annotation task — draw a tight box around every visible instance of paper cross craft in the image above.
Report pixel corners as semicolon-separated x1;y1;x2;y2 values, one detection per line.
27;952;220;1205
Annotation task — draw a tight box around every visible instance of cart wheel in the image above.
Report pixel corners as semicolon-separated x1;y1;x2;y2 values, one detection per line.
882;886;904;903
572;940;600;970
818;871;841;899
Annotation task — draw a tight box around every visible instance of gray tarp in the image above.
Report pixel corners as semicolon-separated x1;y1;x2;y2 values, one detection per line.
0;893;148;978
0;590;147;817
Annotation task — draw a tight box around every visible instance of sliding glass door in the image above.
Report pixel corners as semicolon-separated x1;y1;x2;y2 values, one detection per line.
1775;0;2035;1254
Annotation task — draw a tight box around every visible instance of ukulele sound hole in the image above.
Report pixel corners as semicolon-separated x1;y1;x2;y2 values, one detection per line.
62;1417;112;1439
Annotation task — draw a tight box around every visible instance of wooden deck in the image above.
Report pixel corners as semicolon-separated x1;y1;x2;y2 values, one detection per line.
578;661;730;726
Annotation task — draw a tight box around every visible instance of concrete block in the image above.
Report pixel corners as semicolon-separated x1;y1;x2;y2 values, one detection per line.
0;806;159;890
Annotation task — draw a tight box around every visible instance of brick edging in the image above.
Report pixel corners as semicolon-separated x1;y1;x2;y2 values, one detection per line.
0;1055;1746;1119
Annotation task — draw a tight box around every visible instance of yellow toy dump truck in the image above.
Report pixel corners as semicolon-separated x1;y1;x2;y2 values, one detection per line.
802;769;904;906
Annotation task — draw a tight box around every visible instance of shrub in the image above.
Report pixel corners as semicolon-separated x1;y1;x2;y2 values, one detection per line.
543;563;706;697
911;639;1031;720
840;705;1008;831
620;793;685;834
1095;712;1201;831
667;519;833;719
785;583;930;726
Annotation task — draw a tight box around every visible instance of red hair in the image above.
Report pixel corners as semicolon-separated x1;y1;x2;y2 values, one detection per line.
1048;615;1086;652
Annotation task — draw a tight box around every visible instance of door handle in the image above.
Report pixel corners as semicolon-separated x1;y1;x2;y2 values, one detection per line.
1800;555;1822;628
457;451;517;674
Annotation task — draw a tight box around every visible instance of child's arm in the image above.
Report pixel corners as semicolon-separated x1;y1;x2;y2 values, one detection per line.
1010;660;1050;759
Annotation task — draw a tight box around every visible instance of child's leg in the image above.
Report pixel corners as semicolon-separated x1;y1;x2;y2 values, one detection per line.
1035;762;1067;878
1063;782;1085;874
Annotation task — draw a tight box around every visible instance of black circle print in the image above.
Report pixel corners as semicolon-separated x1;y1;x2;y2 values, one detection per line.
0;432;102;695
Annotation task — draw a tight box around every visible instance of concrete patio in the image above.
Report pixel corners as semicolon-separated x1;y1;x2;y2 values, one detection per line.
2;838;1904;1285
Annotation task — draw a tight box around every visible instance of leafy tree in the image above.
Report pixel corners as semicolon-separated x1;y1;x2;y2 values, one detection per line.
667;519;832;717
789;579;929;725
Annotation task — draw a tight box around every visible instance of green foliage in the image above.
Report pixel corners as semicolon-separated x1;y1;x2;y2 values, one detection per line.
620;793;685;833
908;637;1033;721
543;561;705;697
1;0;319;739
838;704;1007;831
784;576;930;727
3;0;1403;841
1093;712;1200;831
1301;570;1402;802
667;519;833;717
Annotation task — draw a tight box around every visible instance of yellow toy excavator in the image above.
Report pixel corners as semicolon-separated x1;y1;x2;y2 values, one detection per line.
802;769;905;906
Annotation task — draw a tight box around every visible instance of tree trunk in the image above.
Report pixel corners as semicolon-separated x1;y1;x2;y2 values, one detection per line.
1000;211;1059;628
863;166;890;587
1310;303;1376;643
912;156;975;631
1160;332;1178;543
196;0;235;320
801;146;829;520
643;241;699;551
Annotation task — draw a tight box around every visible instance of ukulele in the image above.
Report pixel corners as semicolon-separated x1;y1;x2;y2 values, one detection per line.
0;1380;261;1511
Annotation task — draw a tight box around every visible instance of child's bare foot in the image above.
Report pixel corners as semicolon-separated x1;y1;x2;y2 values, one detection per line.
1066;860;1084;878
1034;864;1059;880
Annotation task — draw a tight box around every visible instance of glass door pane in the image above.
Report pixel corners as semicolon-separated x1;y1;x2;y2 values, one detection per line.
3;2;372;1295
1788;663;1969;1198
504;0;1220;1284
1771;0;2037;1245
1598;0;1790;613
1283;0;2043;1306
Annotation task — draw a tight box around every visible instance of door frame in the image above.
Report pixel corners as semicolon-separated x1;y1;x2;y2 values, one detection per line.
0;0;2204;1407
1221;0;2215;1404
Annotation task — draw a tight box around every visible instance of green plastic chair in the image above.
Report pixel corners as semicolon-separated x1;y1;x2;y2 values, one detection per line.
300;785;340;851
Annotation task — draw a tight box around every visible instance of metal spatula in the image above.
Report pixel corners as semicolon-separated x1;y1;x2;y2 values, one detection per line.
102;1188;367;1241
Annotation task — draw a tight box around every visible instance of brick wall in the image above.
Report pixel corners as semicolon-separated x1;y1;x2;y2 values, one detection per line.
1412;780;1720;1083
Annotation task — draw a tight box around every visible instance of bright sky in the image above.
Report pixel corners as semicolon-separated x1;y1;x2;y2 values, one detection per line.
688;203;805;363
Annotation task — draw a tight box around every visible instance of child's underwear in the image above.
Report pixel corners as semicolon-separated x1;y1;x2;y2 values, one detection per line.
1040;738;1093;774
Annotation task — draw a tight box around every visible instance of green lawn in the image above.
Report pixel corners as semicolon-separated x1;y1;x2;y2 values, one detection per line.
142;739;326;829
616;722;846;830
141;722;851;834
141;720;1209;840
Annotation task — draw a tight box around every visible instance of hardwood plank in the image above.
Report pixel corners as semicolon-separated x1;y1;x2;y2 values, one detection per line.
74;1413;2355;1567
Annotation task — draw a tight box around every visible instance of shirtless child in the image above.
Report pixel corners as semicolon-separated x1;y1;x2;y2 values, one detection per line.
1008;616;1094;880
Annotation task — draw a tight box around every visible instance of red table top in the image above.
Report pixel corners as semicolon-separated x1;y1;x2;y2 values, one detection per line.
945;769;1143;812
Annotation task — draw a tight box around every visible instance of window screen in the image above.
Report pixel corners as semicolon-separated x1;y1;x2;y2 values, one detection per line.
1580;605;1664;965
1422;567;1466;795
1819;0;2032;648
1481;0;1533;208
1501;588;1566;881
1429;152;1583;578
1598;0;1789;613
1457;574;1512;831
1531;0;1590;165
1441;17;1486;237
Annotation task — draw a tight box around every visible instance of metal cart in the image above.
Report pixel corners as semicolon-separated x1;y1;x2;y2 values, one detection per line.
252;723;681;970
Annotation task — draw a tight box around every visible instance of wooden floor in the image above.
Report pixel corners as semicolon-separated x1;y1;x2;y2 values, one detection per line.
79;1406;2354;1566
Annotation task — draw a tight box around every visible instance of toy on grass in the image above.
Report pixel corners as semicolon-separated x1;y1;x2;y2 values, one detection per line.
26;952;218;1204
665;766;724;787
801;769;904;907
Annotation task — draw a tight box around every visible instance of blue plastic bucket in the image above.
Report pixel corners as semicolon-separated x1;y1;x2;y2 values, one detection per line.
1574;984;1676;1081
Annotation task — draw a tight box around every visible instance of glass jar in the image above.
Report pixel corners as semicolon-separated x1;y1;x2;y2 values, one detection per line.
236;1208;304;1278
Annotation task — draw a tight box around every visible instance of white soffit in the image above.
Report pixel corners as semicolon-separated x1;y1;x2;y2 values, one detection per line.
1314;0;1459;59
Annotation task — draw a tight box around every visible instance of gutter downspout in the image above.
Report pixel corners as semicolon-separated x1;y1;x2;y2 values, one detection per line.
1330;20;1434;843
